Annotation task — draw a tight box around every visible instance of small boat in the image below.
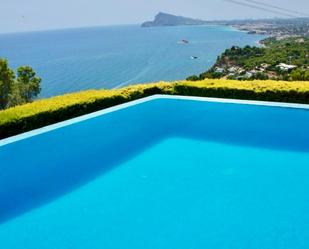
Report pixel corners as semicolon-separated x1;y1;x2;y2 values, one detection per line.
178;39;189;44
190;56;198;60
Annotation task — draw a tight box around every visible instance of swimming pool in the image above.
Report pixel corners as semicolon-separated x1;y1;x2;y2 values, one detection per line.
1;95;309;249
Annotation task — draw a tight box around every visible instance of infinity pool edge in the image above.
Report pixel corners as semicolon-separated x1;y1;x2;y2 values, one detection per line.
1;94;309;147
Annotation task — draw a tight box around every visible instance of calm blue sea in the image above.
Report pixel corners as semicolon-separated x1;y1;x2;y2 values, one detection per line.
0;25;264;97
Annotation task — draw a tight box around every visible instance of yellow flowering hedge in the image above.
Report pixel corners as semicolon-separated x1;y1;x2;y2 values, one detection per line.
1;79;309;139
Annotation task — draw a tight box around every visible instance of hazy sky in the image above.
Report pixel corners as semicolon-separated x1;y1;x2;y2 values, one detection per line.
1;0;308;33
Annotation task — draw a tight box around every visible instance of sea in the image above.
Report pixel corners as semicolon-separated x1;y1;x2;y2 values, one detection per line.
0;25;265;98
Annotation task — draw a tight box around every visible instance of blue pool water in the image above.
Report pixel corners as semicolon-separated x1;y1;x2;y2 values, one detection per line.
1;96;309;248
0;25;264;97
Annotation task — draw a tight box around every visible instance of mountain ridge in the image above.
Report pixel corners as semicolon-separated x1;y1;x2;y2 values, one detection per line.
141;12;208;27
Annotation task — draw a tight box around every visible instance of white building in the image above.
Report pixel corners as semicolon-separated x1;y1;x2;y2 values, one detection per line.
277;63;297;71
214;67;224;73
228;67;239;73
245;72;253;78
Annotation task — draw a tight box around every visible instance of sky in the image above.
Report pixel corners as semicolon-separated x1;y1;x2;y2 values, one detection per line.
1;0;308;33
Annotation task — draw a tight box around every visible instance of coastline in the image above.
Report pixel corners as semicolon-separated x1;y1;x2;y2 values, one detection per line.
1;24;262;98
223;24;269;46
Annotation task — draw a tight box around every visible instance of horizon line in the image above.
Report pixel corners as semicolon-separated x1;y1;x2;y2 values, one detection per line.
0;15;307;35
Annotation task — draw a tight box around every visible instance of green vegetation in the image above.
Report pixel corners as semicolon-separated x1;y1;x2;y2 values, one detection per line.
187;37;309;81
1;79;309;139
0;59;41;110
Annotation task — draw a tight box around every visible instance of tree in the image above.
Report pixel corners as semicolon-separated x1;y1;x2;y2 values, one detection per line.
15;66;41;102
0;59;15;109
253;72;269;80
290;69;304;80
186;75;199;81
0;58;41;110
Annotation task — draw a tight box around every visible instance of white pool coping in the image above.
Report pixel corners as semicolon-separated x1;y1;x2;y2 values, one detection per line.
1;94;309;147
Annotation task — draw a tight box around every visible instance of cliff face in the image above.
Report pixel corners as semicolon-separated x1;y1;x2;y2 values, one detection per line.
141;12;208;27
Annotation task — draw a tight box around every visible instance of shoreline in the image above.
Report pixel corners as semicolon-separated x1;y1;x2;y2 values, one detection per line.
0;24;277;99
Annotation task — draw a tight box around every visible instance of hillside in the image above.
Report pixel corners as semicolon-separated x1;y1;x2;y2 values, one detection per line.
141;12;208;27
187;37;309;81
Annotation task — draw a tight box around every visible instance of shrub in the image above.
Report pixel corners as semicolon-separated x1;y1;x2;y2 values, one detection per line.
1;79;309;139
186;75;199;81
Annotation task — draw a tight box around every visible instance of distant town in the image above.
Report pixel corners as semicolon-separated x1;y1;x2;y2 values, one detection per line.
142;12;309;40
215;18;309;40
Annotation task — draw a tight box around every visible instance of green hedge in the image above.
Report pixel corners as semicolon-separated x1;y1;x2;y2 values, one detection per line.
1;79;309;139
